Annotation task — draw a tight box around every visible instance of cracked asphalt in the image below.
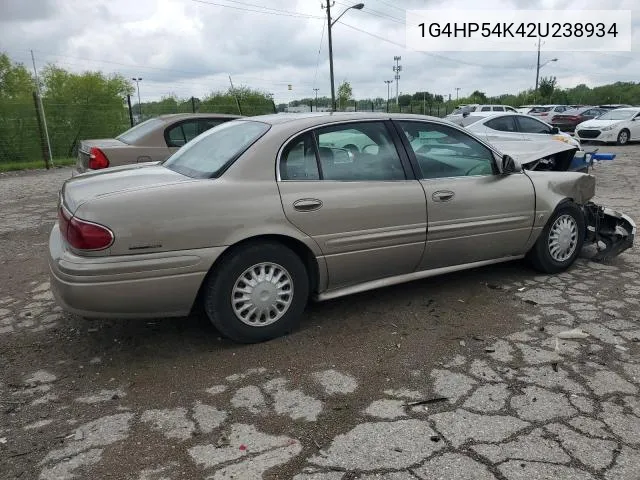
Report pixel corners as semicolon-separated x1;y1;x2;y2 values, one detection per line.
1;145;639;480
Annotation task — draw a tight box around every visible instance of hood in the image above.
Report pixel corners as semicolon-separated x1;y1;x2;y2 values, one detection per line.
491;139;577;165
489;139;579;172
62;163;193;214
577;119;623;128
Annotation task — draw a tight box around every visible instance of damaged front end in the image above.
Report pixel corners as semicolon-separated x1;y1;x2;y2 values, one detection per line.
582;203;636;261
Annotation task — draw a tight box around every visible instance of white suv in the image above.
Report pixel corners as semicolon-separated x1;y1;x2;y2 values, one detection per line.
445;104;517;123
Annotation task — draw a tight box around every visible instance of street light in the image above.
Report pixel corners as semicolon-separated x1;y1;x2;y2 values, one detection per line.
384;80;392;112
325;1;364;111
132;77;142;121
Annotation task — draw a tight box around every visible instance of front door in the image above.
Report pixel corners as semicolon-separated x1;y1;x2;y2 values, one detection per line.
277;121;427;290
393;120;536;270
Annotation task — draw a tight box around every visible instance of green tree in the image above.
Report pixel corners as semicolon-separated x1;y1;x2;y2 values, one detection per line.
470;90;487;103
337;81;352;110
0;53;38;164
538;76;557;102
41;66;133;157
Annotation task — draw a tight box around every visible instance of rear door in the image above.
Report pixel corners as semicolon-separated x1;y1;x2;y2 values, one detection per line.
277;120;427;290
482;115;522;142
393;120;535;270
515;115;555;142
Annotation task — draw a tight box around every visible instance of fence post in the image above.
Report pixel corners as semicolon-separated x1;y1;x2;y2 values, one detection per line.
191;96;196;113
127;94;134;127
33;91;52;169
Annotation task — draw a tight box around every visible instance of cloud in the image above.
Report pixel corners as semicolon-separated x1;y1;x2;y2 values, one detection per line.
0;0;637;103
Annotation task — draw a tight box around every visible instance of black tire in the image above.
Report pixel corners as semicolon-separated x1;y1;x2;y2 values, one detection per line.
617;129;630;146
527;202;585;274
203;241;309;343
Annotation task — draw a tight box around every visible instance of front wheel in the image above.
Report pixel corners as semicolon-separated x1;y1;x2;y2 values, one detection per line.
203;242;309;343
617;129;630;146
527;202;585;274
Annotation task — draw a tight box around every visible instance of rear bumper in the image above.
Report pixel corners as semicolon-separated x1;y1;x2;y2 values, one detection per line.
48;224;227;319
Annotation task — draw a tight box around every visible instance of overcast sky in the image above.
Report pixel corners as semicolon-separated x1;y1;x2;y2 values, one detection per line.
1;0;638;104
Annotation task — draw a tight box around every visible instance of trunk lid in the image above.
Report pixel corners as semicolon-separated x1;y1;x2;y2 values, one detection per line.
62;163;192;214
76;139;129;173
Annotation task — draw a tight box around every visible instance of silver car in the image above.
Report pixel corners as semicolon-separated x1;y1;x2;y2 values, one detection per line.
49;113;635;343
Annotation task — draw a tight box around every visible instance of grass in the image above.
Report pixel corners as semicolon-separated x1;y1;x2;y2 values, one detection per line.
0;157;76;172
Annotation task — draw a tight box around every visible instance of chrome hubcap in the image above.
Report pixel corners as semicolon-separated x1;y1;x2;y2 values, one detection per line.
231;262;293;327
548;214;578;262
619;132;628;143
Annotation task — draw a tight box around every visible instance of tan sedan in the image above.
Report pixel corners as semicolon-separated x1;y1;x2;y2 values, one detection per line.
49;113;635;343
74;113;241;175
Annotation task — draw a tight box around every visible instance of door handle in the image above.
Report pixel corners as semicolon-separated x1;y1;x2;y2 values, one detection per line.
293;198;323;211
432;190;455;202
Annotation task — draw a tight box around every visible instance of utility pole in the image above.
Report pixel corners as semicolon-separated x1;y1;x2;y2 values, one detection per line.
423;92;426;115
313;88;319;111
132;77;142;120
393;56;402;105
535;38;541;101
30;50;53;168
384;80;392;112
228;75;243;115
325;0;335;111
455;87;460;101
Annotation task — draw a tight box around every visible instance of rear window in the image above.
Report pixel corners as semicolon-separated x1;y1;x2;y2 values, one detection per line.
529;107;552;113
116;118;164;145
162;120;270;178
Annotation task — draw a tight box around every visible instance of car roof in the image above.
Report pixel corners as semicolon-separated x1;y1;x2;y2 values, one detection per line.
155;113;243;123
244;111;448;126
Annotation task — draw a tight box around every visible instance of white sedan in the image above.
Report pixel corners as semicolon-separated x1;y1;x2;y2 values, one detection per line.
459;113;581;149
575;108;640;145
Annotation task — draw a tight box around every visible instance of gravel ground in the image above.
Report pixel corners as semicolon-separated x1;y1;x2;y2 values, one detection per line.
1;146;639;480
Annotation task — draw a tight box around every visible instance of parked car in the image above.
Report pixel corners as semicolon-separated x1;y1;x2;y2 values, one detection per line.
444;104;517;123
49;113;635;343
74;113;241;175
527;105;570;120
457;112;581;149
550;107;608;132
599;104;633;110
514;105;538;114
575;107;640;145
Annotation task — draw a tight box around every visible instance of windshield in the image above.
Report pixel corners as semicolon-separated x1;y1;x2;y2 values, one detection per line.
116;118;164;145
163;120;270;178
596;109;638;121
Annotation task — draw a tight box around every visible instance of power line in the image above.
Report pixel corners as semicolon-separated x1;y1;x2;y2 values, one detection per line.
335;0;404;24
370;0;406;13
188;0;323;19
313;21;326;90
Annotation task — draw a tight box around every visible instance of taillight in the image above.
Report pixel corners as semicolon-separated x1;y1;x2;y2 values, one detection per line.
58;205;113;250
89;147;109;169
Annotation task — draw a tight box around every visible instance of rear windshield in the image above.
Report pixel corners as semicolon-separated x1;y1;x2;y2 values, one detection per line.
529;107;552;113
163;120;270;178
116;118;164;144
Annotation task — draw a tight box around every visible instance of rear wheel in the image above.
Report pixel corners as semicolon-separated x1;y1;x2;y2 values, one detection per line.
617;129;630;146
527;202;585;274
203;241;309;343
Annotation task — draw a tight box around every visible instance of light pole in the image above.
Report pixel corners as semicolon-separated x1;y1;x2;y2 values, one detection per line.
384;80;392;112
455;87;460;101
313;88;319;111
132;77;142;121
535;38;557;101
326;1;364;111
393;56;402;105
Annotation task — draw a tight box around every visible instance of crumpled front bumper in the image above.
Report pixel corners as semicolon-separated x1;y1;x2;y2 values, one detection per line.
583;202;636;261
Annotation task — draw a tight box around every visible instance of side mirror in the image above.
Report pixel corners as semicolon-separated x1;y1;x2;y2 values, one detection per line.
463;111;469;118
550;126;559;134
501;154;521;174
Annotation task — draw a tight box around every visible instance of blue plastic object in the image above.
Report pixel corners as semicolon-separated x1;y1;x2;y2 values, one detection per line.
592;153;616;161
